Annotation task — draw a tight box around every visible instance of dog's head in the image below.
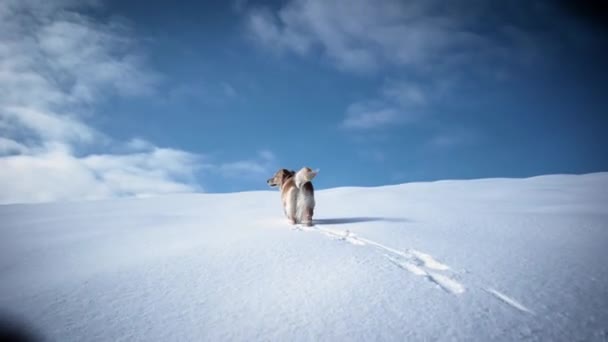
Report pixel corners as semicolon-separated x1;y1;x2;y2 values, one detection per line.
267;168;295;188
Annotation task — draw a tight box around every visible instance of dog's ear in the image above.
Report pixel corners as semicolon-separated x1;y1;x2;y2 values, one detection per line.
276;169;291;181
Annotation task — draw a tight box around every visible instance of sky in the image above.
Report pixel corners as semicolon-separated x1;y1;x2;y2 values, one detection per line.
0;0;607;204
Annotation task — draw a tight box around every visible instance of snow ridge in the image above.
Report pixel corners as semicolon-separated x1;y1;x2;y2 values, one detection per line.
2;172;606;341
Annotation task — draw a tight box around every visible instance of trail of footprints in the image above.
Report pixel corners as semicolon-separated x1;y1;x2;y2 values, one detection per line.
293;223;533;314
385;253;466;295
294;225;465;294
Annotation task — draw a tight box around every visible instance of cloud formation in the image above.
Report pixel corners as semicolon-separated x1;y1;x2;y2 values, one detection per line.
0;1;218;204
244;0;485;131
0;144;201;203
245;0;488;73
341;81;431;130
244;0;577;132
216;150;277;178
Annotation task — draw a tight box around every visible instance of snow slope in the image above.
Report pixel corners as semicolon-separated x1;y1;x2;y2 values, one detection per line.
1;173;607;341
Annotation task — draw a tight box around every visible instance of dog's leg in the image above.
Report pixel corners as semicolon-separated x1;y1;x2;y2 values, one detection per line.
285;188;298;225
301;207;314;226
282;202;296;224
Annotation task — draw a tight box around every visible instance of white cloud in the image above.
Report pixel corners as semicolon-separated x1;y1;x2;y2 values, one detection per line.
427;129;476;149
243;0;485;132
246;7;315;57
341;81;430;130
0;0;155;144
382;82;428;107
0;1;203;204
0;1;277;204
82;148;202;196
35;11;158;99
245;0;486;73
257;149;276;162
1;106;98;144
343;103;401;130
125;138;156;152
243;0;551;136
215;150;277;179
219;161;267;175
0;146;202;204
0;2;157;112
0;137;28;155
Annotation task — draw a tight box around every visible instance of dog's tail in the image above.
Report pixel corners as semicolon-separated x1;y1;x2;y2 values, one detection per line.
295;168;319;189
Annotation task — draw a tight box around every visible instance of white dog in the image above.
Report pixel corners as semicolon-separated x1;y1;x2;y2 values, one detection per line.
294;167;318;226
267;167;318;226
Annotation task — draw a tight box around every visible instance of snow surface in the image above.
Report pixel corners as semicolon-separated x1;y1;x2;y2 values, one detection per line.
1;172;608;341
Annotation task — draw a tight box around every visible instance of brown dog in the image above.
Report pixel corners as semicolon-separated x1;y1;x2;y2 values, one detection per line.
267;169;298;224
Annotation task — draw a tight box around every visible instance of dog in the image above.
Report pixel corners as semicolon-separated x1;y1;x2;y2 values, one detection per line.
294;167;318;226
267;167;318;226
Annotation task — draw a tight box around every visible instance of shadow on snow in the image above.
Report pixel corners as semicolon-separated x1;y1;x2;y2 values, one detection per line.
314;217;411;225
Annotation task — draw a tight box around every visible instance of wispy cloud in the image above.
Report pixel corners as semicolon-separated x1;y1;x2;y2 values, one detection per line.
0;137;28;155
342;103;401;130
244;0;490;73
341;80;430;130
243;0;574;138
243;0;480;132
215;150;277;179
244;1;578;75
257;149;276;162
0;144;203;204
1;106;98;144
125;137;156;152
0;1;260;204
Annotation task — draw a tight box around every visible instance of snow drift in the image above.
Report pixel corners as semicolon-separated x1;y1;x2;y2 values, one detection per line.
1;172;607;341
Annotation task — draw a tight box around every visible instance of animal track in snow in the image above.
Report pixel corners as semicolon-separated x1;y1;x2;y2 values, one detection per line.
485;288;535;314
407;249;450;271
299;223;465;294
295;224;367;246
385;254;427;276
296;222;533;313
385;254;465;294
320;228;366;246
426;272;466;294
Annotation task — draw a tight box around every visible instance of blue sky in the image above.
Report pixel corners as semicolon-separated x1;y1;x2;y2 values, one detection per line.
0;0;607;203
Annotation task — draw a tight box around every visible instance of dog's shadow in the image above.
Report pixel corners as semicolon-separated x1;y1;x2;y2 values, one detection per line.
314;217;410;225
